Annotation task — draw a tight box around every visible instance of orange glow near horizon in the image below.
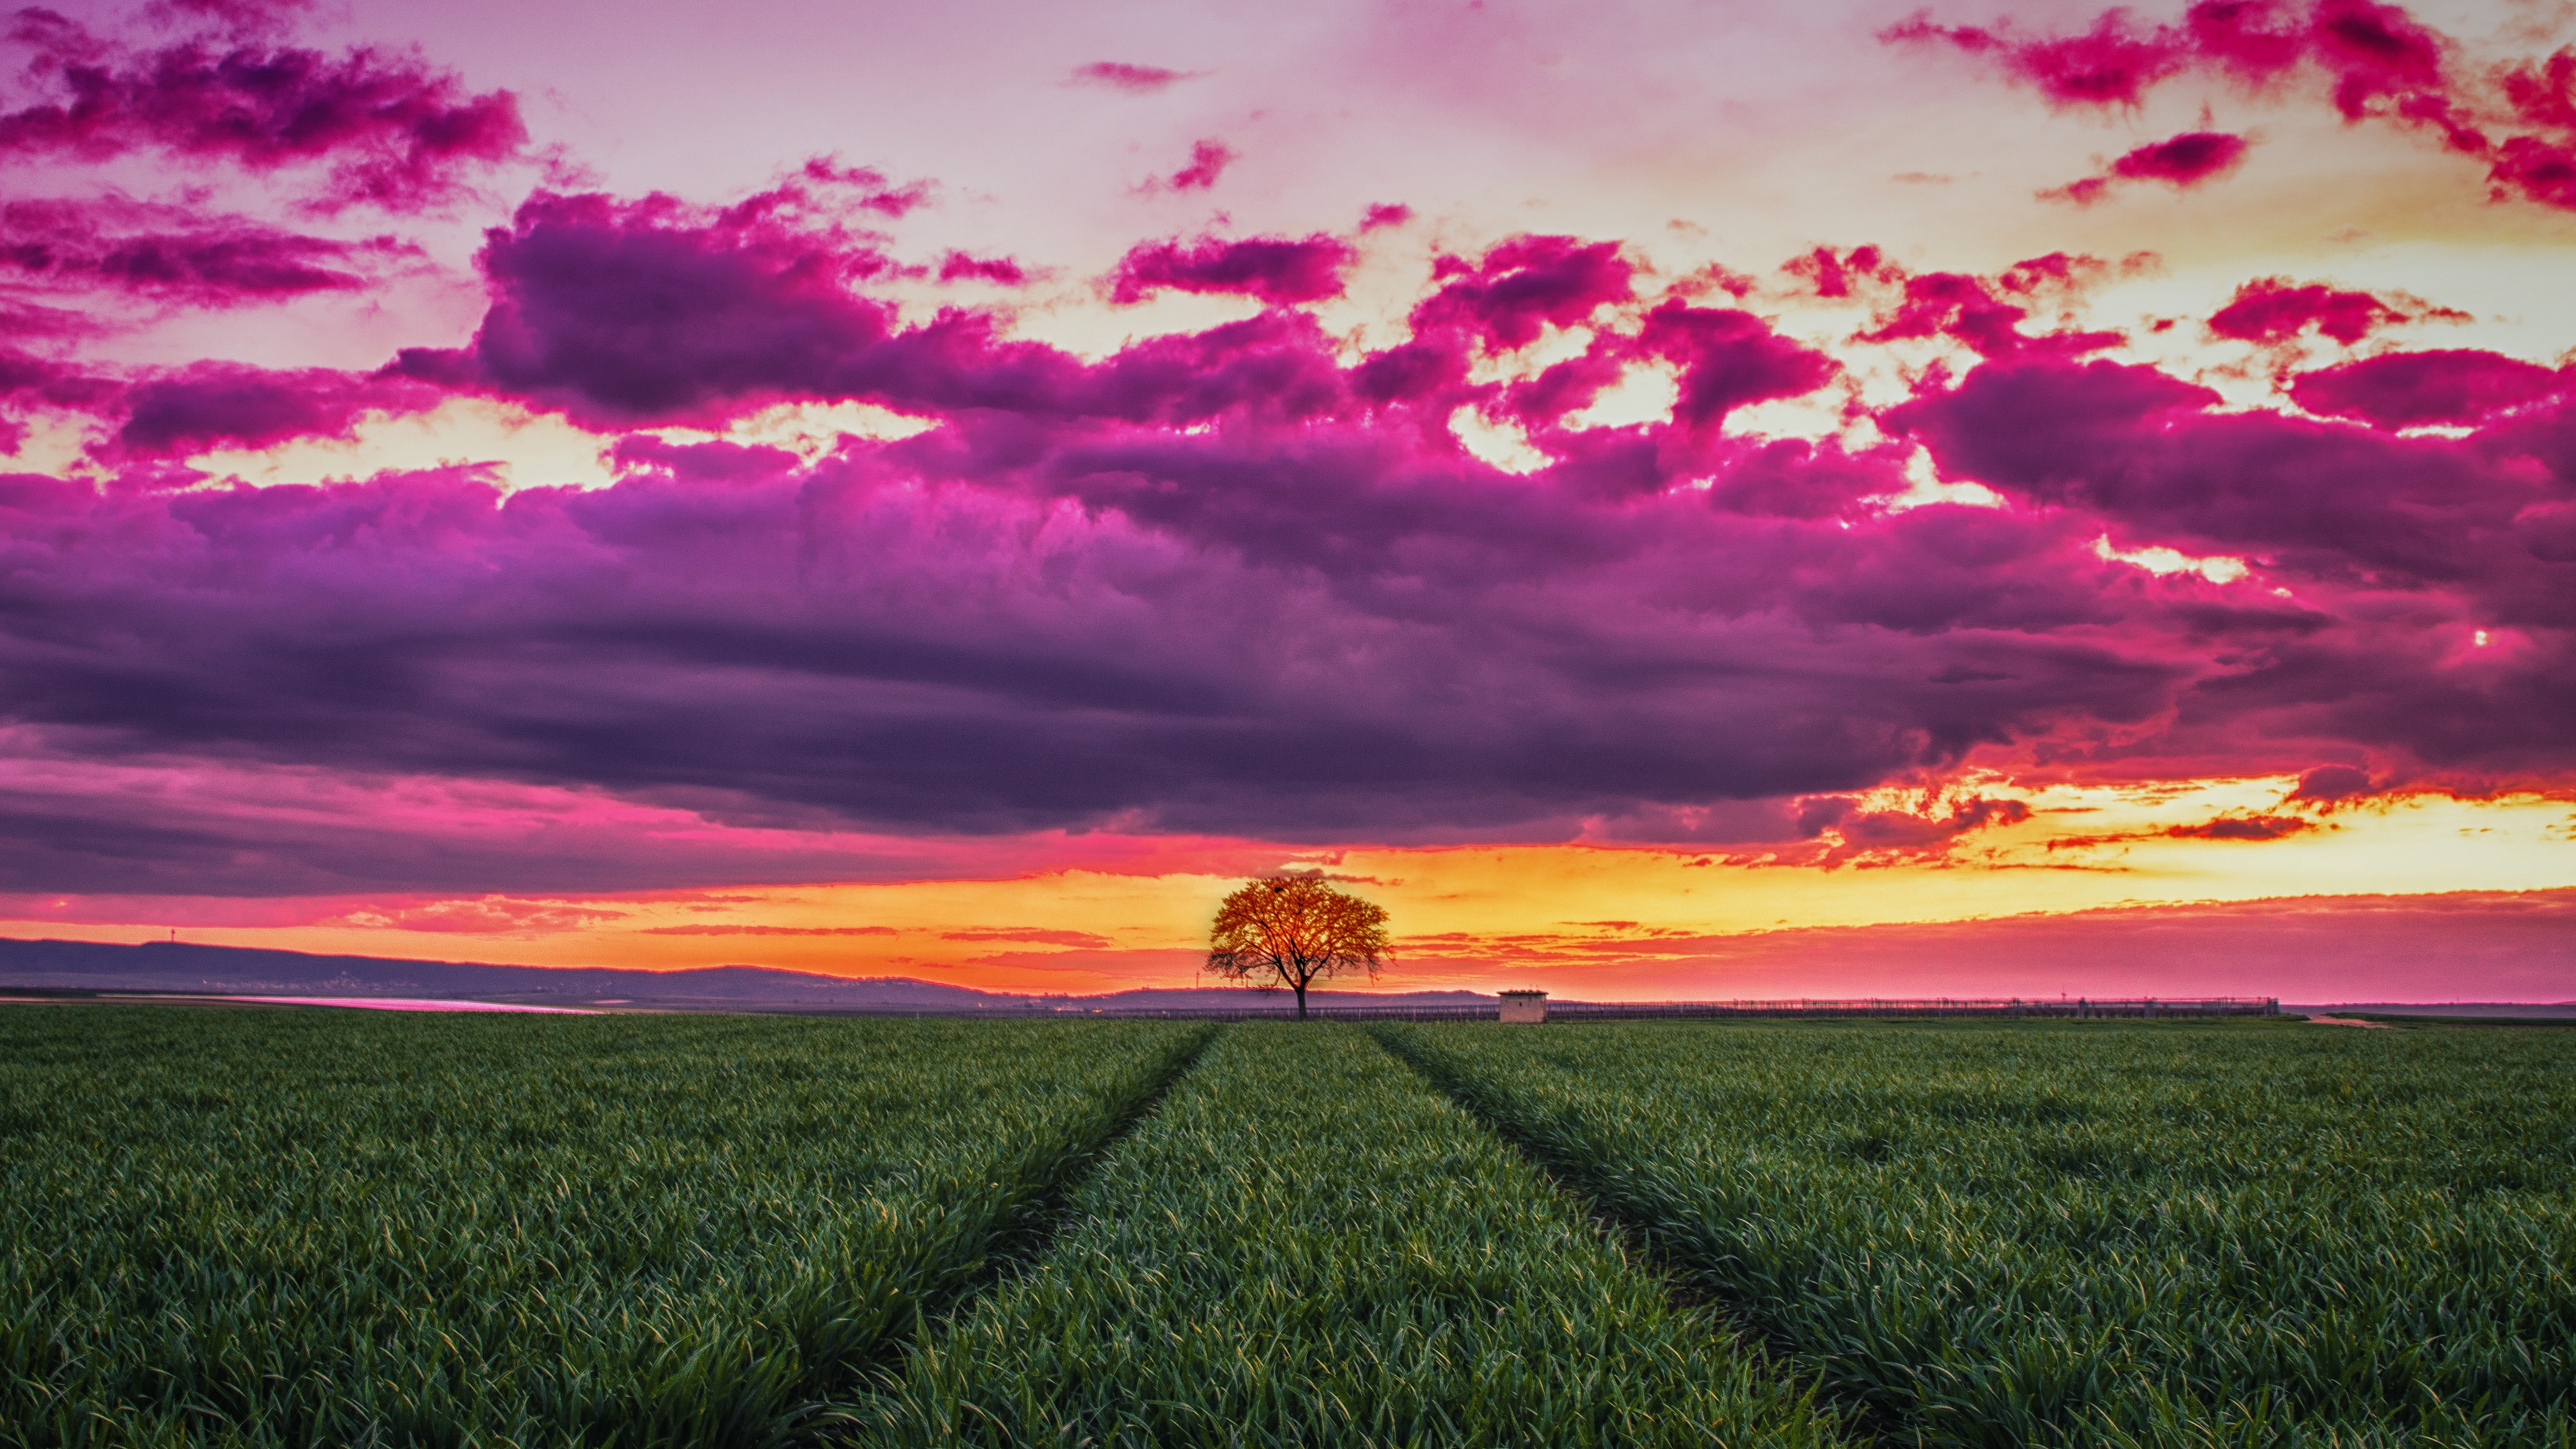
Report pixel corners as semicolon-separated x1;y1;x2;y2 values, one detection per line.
11;779;2571;999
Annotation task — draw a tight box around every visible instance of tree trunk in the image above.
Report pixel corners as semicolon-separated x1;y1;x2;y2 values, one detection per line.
1293;977;1308;1020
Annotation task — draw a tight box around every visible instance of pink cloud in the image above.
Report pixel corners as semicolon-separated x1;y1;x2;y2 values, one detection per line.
938;250;1028;286
1882;7;2202;108
2207;276;2464;346
0;345;113;416
1414;235;1633;352
942;927;1117;947
1792;794;2036;864
2167;812;2315;839
768;157;932;219
1070;62;1201;94
1632;301;1841;431
1163;138;1233;191
1110;233;1356;306
385;188;909;427
110;362;438;454
643;924;899;936
1789;247;2131;357
7;276;2567;893
0;103;2571;908
1783;243;1903;301
354;898;628;933
2290;350;2567;428
0;6;525;212
1888;0;2576;211
2109;128;2249;182
2045;130;2250;205
0;195;419;309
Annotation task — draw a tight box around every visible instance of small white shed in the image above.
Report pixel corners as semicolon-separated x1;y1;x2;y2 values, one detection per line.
1498;989;1548;1024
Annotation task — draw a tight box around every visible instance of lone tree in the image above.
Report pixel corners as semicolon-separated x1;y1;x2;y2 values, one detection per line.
1205;876;1392;1020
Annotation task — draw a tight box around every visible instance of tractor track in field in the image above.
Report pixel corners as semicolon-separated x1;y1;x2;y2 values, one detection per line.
837;1022;1228;1402
1364;1025;1898;1449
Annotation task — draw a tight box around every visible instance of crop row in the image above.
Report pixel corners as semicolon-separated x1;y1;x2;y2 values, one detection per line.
847;1022;1848;1448
1377;1020;2576;1448
0;1008;1208;1449
12;1008;2570;1449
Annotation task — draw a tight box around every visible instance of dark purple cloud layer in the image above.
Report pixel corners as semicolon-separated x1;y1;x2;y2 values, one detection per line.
0;197;2568;899
0;0;2571;900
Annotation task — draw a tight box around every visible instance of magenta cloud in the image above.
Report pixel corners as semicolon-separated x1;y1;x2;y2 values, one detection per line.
2207;275;2464;345
2169;813;2314;840
1110;234;1356;306
2046;130;2250;205
1070;62;1202;94
1;3;2573;901
109;362;437;455
386;188;909;426
1888;0;2576;211
0;184;2569;898
0;5;525;212
938;251;1028;286
1163;138;1233;191
0;195;415;308
2290;350;2569;428
1415;236;1634;352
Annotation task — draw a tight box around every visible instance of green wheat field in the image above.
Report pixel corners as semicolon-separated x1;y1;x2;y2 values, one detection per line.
3;1008;2570;1448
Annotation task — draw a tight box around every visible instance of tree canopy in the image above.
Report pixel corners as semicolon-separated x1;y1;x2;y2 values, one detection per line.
1205;877;1391;1019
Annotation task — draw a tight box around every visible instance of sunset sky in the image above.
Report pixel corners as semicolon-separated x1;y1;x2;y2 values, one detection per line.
4;0;2573;1000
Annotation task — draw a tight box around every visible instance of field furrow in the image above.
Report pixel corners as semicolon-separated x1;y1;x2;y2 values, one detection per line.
849;1022;1851;1449
1377;1020;2576;1449
0;1008;1209;1449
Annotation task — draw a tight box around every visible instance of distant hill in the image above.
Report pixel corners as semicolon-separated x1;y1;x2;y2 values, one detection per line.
0;938;1501;1012
0;938;1012;1008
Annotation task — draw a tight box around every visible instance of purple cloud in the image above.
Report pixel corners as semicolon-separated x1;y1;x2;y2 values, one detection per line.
1110;233;1357;306
0;195;415;307
1163;138;1233;191
111;362;436;455
1631;301;1841;432
0;7;525;211
2168;814;2315;840
2209;276;2465;346
2290;350;2567;428
1070;62;1201;93
2046;131;2250;205
1888;0;2576;213
938;251;1028;286
1;148;2572;899
1414;235;1634;352
388;189;905;426
2287;763;2378;802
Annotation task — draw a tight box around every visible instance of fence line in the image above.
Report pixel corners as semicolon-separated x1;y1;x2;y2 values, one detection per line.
1057;997;2279;1022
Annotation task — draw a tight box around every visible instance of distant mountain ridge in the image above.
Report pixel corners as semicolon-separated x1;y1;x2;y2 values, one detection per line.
0;938;1012;1006
0;938;1499;1010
